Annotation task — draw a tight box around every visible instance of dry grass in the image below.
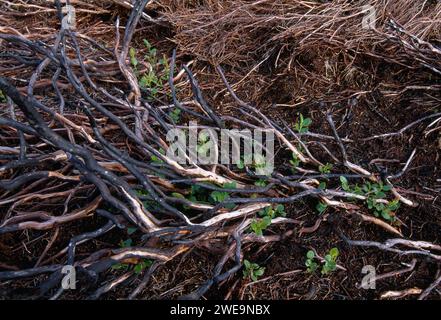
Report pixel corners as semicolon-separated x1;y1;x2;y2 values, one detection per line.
158;0;440;106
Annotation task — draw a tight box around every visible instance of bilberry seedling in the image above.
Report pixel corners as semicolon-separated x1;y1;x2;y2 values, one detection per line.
289;153;300;171
134;259;153;274
341;177;400;222
319;163;333;174
250;216;272;236
169;108;181;123
305;250;318;273
129;47;138;69
294;113;312;133
0;90;6;103
250;205;286;236
151;148;165;164
339;176;350;191
243;259;265;282
209;182;236;209
316;201;328;214
321;247;339;275
254;179;267;187
131;40;171;99
112;237;153;273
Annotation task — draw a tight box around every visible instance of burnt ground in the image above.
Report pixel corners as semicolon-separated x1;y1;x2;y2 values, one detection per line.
0;1;440;300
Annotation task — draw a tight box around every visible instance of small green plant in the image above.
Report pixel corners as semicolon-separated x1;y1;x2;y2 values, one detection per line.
254;179;267;187
168;108;181;123
253;154;267;172
209;182;236;209
143;39;158;64
243;259;265;282
112;236;153;273
111;263;129;271
305;250;318;273
305;247;339;275
237;159;245;169
186;184;209;204
340;177;399;222
131;40;171;99
127;227;137;235
363;182;398;222
289;153;300;171
171;192;186;199
294;113;312;133
321;247;339;275
316;201;328;214
134;259;153;274
250;205;286;236
119;238;132;248
176;183;230;211
139;71;160;96
113;238;134;268
112;258;152;274
250;216;272;236
258;204;286;219
319;163;333;174
274;204;287;217
210;190;229;203
151;148;165;164
129;47;138;69
223;182;237;190
197;131;212;155
0;90;6;103
369;197;399;221
237;154;271;175
143;198;162;212
237;155;251;170
339;176;350;191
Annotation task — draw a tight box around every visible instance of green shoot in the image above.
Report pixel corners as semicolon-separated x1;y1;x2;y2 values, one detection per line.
319;163;333;174
316;202;328;214
289;153;300;171
243;259;265;282
254;179;267;187
169;108;181;123
134;259;153;274
294;113;312;133
321;247;339;275
250;216;271;236
0;90;6;103
305;250;318;273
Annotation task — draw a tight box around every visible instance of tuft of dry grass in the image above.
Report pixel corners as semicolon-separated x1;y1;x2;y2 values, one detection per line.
157;0;440;107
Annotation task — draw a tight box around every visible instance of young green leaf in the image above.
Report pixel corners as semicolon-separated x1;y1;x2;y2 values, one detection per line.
316;202;328;214
339;176;350;191
127;227;137;235
129;47;138;68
